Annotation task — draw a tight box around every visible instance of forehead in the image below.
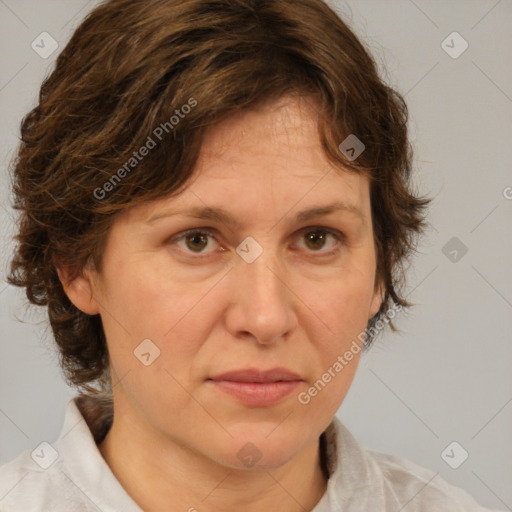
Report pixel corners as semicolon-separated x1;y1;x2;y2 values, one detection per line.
185;95;370;208
130;95;372;227
196;95;334;179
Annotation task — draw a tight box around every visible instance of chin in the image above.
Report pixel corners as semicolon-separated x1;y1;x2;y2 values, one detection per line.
211;426;309;471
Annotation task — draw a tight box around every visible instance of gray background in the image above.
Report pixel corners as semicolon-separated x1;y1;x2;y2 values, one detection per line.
1;0;511;509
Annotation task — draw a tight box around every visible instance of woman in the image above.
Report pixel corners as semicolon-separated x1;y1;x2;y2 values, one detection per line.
0;0;501;510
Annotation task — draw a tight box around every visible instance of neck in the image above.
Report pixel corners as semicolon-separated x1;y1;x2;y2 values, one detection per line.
97;403;328;512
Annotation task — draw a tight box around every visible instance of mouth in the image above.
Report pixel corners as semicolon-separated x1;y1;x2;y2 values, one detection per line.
207;368;303;407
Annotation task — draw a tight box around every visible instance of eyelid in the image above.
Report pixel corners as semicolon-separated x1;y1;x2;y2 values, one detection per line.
292;226;344;254
170;227;222;256
169;225;344;257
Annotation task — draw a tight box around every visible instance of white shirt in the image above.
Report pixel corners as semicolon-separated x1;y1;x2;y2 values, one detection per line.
0;397;502;511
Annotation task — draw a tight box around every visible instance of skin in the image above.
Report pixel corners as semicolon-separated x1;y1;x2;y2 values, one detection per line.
61;94;383;512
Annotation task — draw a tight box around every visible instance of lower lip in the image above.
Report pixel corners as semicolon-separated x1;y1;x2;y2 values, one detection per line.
208;380;301;407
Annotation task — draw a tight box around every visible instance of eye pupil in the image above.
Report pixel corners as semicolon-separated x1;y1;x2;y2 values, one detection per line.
305;231;326;250
186;233;208;252
179;229;335;255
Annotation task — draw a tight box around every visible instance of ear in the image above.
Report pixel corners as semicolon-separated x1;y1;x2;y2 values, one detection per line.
368;278;384;319
57;266;100;315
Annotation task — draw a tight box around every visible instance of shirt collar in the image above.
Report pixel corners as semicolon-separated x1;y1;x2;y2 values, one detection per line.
55;397;142;512
312;416;386;511
57;397;385;511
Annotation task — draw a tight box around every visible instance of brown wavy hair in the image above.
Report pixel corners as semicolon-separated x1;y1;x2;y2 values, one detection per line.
8;0;430;395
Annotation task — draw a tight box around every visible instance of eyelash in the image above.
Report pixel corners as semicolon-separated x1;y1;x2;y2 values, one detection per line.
170;227;345;258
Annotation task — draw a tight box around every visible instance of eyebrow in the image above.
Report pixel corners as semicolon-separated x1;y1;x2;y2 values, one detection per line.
146;201;366;228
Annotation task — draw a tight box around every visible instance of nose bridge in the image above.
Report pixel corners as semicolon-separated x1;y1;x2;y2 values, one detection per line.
238;242;287;305
245;252;284;300
228;239;294;342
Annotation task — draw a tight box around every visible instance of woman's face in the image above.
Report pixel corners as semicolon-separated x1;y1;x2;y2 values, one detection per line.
75;95;382;469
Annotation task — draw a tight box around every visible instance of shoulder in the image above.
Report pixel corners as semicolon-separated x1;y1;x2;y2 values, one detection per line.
0;395;113;512
327;417;501;511
367;448;500;511
0;448;83;512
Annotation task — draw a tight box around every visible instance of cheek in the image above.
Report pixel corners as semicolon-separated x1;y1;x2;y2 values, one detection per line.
291;268;373;401
101;254;196;334
98;259;221;424
98;256;222;375
303;267;376;345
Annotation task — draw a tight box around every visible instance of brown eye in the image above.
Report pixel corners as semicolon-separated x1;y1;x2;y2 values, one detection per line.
295;228;342;254
304;230;329;250
172;229;219;254
185;232;209;252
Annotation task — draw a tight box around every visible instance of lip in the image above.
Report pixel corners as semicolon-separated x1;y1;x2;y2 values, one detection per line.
210;368;302;383
207;368;303;407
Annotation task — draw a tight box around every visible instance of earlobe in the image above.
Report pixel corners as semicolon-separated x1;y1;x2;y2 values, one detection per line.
369;281;385;319
57;267;100;315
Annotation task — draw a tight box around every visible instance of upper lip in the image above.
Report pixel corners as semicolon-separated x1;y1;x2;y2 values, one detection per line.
209;368;303;383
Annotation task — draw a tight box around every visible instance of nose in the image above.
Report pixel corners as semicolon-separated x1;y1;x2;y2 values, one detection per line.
224;246;297;345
